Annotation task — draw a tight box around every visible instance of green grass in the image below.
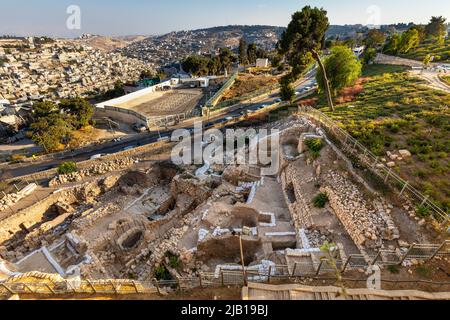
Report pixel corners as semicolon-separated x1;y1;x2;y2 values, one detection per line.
397;38;450;63
362;64;410;77
317;65;450;212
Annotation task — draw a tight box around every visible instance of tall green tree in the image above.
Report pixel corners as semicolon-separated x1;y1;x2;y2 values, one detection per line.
383;34;401;54
59;98;94;129
364;29;386;48
279;76;295;103
218;47;236;73
238;38;248;65
182;55;210;76
398;28;420;54
32;101;58;118
425;16;447;39
30;113;74;152
247;43;257;65
316;46;362;97
278;6;335;111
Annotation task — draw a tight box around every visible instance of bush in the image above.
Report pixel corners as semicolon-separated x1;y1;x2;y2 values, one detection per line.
154;265;172;281
416;205;430;218
57;161;78;175
387;265;400;274
305;138;324;152
165;251;181;269
313;192;329;208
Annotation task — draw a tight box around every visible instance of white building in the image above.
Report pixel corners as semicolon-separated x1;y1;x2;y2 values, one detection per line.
256;58;269;68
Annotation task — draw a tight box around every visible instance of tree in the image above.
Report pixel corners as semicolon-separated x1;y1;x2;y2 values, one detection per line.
218;47;236;73
423;54;433;67
409;25;426;42
247;43;257;65
363;47;377;65
140;69;154;79
364;29;386;48
278;6;335;111
238;38;248;65
425;16;447;39
383;34;401;54
181;55;210;76
30;113;74;152
32;101;58;118
59;98;94;129
316;46;362;97
398;28;420;54
279;76;295;103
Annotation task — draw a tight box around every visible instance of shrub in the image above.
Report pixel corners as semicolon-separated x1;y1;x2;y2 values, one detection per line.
305;138;324;152
416;205;430;218
387;265;400;274
57;161;77;175
313;192;329;208
165;251;181;269
154;265;172;280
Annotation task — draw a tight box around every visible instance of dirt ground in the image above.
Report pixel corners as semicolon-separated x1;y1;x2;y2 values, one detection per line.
221;74;279;100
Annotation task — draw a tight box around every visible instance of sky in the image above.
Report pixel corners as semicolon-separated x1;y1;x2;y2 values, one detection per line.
0;0;449;37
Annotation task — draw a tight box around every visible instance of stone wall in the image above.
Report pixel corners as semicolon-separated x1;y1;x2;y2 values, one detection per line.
321;171;389;249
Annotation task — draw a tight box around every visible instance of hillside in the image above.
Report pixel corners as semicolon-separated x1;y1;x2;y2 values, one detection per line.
314;64;450;212
74;35;146;52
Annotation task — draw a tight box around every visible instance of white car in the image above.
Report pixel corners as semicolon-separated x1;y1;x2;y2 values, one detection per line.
90;154;103;160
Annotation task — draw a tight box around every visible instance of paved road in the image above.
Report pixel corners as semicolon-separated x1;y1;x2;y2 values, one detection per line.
1;73;316;180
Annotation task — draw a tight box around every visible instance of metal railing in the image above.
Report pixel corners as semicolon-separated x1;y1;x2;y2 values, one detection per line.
206;72;238;108
298;105;450;226
1;241;448;297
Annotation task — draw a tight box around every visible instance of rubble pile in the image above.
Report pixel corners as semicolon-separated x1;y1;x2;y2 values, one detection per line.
321;171;394;249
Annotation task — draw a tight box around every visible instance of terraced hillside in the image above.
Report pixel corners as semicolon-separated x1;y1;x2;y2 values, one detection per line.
317;64;450;212
398;39;450;63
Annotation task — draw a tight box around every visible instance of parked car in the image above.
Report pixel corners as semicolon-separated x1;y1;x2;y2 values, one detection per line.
133;123;147;133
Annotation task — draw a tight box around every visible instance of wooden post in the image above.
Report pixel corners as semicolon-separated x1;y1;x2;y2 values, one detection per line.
315;260;325;276
43;283;55;294
371;251;382;265
110;280;118;294
291;263;297;277
399;243;416;265
132;280;140;294
341;255;352;273
384;168;392;183
267;266;272;283
428;241;446;261
400;181;409;196
239;235;247;286
221;271;225;286
87;279;97;294
199;275;203;288
1;283;15;295
153;278;161;295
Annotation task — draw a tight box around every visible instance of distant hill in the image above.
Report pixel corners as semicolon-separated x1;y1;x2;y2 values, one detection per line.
74;35;147;52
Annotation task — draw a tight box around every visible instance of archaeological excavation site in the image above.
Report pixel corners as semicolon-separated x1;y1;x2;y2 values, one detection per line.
0;114;449;299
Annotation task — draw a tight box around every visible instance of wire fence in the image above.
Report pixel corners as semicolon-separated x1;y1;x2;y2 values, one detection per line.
298;105;450;226
1;241;448;297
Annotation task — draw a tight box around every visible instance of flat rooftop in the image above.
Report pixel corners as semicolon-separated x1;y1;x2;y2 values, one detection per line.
114;88;204;118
